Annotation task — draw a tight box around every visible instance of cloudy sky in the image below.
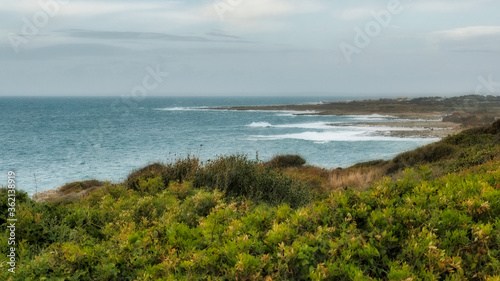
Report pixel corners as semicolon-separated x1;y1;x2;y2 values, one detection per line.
1;0;499;96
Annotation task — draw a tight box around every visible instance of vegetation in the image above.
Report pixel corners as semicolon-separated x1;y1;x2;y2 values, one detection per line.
1;121;500;280
228;94;500;126
265;155;307;169
123;154;311;208
379;120;500;176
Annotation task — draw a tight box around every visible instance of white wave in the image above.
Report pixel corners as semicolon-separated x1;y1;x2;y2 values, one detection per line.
275;113;296;117
246;122;428;131
246;121;336;130
275;110;318;116
250;131;440;143
152;107;208;111
346;114;397;121
350;114;396;118
246;122;273;128
299;101;325;105
337;125;430;132
274;122;334;129
224;109;317;115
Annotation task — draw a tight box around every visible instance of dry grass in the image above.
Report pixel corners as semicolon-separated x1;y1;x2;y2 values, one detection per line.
284;164;387;194
329;166;386;191
283;166;330;193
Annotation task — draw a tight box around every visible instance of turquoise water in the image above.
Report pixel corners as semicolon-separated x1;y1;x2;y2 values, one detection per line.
0;96;439;194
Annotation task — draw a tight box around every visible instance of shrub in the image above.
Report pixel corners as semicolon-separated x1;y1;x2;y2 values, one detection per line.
484;119;500;134
179;189;222;227
3;158;500;280
284;166;330;195
126;163;168;191
161;156;200;186
388;143;457;173
252;169;311;208
167;181;195;200
266;154;306;169
137;176;164;194
126;157;200;192
351;159;387;169
194;154;256;196
57;180;105;195
0;188;29;225
194;155;311;208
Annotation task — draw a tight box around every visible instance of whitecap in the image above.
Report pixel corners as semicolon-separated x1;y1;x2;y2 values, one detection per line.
250;131;440;143
246;122;273;128
346;114;397;121
152;107;209;111
274;122;334;130
246;121;338;130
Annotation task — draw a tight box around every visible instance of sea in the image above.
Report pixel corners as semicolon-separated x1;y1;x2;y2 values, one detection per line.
0;96;440;195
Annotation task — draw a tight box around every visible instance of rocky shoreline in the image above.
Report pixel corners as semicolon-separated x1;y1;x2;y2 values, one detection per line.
214;95;500;138
216;95;500;122
328;121;463;138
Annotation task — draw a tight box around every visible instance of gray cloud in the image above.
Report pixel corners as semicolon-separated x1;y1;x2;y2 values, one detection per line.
0;43;132;61
206;29;243;40
58;29;253;44
430;27;500;53
1;0;500;96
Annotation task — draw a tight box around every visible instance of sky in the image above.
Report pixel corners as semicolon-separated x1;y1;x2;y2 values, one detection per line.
1;0;500;96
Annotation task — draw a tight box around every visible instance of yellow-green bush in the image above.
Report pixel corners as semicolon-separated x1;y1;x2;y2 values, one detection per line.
1;164;500;280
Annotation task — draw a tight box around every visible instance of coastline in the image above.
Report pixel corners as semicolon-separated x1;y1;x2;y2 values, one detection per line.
328;120;463;138
216;95;500;118
213;95;500;138
30;95;500;198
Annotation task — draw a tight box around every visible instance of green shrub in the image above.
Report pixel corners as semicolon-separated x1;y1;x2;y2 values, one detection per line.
3;160;500;280
194;154;256;196
193;154;311;208
351;159;387;169
126;163;168;191
167;181;195;200
266;154;307;169
0;188;29;226
137;176;164;194
57;180;105;195
179;189;221;227
252;169;311;208
391;142;457;170
161;156;200;186
127;157;200;192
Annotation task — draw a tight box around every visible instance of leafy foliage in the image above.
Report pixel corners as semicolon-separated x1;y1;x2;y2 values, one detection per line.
2;160;500;280
384;120;500;175
266;154;307;169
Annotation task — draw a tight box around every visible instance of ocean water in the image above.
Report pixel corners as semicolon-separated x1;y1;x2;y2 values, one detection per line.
1;96;440;195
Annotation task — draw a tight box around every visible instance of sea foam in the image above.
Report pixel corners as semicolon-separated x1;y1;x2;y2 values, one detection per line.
250;131;440;143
